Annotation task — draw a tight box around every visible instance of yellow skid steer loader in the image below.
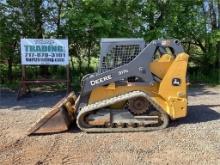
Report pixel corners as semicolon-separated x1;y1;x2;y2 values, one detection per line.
28;39;189;134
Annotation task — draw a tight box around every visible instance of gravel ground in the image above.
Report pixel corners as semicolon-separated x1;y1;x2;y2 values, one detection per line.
0;86;219;165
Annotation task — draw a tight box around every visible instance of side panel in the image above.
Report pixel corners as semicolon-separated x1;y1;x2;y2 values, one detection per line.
88;84;171;119
88;83;160;104
158;52;189;119
150;54;174;79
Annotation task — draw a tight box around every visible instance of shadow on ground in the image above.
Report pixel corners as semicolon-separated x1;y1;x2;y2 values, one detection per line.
171;104;220;127
0;89;66;110
188;84;220;96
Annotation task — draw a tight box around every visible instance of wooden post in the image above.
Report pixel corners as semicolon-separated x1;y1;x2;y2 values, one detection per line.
22;65;25;80
66;64;70;93
17;65;29;100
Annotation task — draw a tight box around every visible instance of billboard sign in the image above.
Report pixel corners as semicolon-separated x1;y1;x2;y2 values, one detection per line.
20;39;69;65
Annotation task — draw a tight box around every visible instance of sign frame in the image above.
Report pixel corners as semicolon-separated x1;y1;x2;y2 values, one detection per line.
20;39;69;65
17;38;71;100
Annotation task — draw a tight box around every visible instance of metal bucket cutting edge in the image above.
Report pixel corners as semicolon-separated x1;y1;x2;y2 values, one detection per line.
28;92;77;135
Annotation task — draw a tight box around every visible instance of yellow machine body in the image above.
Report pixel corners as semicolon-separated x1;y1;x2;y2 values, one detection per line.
89;53;189;120
28;40;189;135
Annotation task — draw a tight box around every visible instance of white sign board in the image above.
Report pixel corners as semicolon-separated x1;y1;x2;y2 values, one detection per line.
20;39;69;65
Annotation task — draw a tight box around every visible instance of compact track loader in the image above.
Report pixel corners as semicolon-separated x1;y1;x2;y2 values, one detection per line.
28;39;189;134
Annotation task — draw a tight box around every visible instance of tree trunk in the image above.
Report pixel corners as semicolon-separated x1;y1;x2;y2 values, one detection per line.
7;57;13;83
216;42;220;68
209;0;217;29
208;0;219;69
77;56;83;80
55;0;63;37
33;0;49;78
87;41;91;69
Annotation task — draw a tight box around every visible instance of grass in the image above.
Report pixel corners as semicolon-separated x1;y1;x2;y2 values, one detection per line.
0;82;19;90
0;57;98;92
1;60;219;91
189;69;220;86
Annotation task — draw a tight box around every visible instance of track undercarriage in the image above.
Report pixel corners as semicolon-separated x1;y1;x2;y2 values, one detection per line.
77;91;169;133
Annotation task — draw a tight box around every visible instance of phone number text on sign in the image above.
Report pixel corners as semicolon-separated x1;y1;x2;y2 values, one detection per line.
21;39;69;65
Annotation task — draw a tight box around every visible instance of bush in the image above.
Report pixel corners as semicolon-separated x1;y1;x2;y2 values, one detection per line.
189;68;220;85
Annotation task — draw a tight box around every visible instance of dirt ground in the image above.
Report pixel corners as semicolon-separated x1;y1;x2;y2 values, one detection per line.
0;86;219;165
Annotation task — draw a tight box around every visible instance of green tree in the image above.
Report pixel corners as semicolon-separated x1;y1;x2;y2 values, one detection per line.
0;0;219;85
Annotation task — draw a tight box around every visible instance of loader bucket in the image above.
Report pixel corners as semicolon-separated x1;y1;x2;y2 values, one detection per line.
28;92;77;135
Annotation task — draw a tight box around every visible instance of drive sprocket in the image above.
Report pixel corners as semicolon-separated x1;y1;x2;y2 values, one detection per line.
128;97;150;115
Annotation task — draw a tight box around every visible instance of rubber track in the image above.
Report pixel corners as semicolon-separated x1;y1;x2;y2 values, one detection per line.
77;91;169;133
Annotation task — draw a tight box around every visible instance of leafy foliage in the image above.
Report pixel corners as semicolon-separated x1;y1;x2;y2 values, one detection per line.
0;0;219;86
